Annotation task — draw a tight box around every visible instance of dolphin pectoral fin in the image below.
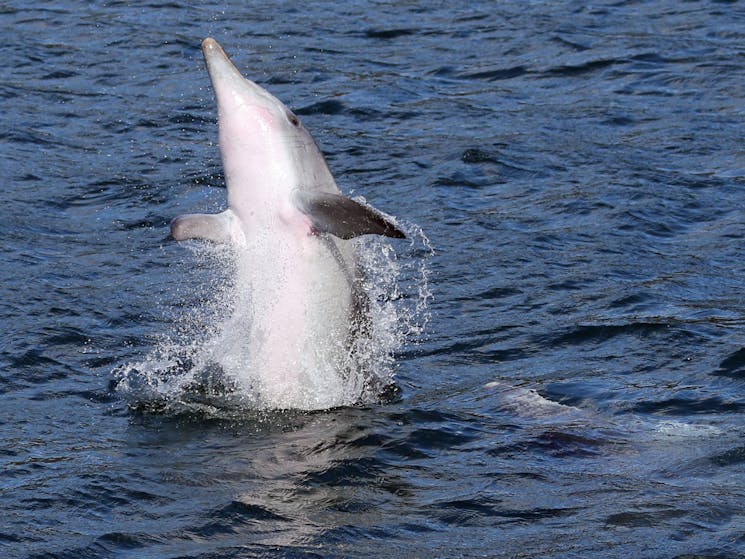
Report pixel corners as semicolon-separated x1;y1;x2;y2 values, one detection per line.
295;191;406;239
170;210;234;243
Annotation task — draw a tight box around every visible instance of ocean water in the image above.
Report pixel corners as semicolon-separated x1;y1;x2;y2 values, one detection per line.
2;1;745;557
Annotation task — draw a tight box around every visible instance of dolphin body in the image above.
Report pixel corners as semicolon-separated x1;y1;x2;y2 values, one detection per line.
170;38;404;410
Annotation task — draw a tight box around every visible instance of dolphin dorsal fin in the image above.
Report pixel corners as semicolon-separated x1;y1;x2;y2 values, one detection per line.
295;191;406;240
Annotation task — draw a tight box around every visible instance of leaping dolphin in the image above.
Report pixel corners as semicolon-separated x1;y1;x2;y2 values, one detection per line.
170;38;405;409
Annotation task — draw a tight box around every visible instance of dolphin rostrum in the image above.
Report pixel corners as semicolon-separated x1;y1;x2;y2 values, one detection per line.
170;38;405;409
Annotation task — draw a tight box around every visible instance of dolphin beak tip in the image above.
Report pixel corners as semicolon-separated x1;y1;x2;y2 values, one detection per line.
202;37;217;50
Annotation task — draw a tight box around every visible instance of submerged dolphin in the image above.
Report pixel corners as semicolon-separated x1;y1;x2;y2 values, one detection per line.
170;38;404;409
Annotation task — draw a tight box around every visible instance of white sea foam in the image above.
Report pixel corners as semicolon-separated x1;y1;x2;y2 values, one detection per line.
113;225;431;414
484;380;580;419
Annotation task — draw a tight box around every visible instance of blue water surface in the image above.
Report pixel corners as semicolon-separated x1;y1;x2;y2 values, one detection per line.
2;1;745;557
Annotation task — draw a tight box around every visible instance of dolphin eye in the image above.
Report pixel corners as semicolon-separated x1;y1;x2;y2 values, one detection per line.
287;112;300;127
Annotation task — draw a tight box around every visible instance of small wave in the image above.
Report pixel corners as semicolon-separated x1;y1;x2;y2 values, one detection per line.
714;347;745;379
484;380;580;419
654;420;723;438
296;99;346;116
543;57;619;77
457;65;528;82
363;28;417;40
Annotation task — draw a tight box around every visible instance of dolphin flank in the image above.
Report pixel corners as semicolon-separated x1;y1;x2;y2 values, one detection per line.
169;38;405;409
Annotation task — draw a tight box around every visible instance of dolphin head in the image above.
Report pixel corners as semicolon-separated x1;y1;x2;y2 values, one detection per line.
171;38;405;244
201;38;334;223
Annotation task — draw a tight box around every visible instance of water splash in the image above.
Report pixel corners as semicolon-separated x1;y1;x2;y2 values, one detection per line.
113;226;431;415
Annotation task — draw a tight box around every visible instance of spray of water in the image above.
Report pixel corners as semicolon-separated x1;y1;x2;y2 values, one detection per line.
113;225;432;416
